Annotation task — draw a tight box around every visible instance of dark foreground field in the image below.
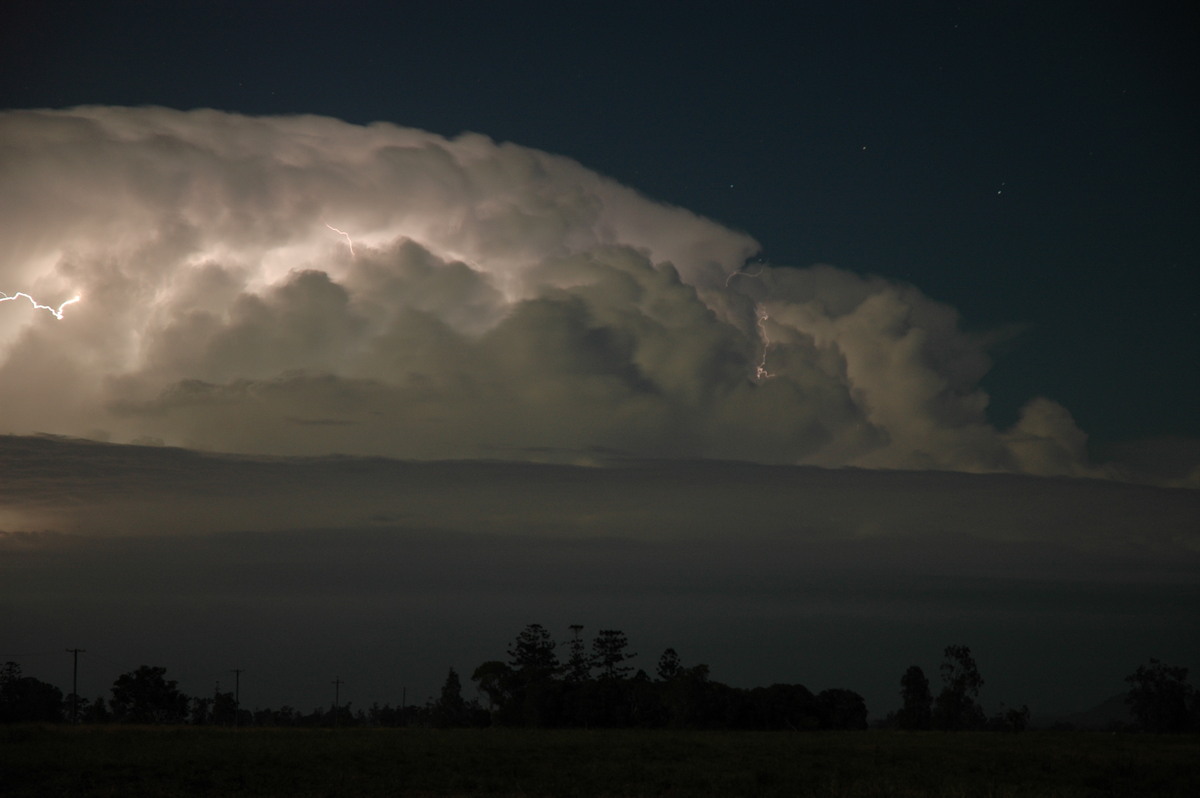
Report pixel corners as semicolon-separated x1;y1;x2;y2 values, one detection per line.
2;725;1197;797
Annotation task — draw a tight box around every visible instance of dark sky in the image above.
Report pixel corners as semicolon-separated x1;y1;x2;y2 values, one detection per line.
3;0;1197;444
2;2;1198;720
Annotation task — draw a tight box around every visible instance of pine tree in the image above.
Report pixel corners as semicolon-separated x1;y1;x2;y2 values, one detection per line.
592;629;636;680
507;623;559;681
564;624;592;682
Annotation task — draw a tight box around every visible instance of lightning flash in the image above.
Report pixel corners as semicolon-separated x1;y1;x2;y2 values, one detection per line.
726;269;774;382
0;292;81;320
754;305;774;381
325;224;356;258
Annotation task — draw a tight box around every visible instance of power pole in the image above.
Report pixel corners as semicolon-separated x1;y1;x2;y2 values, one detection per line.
332;676;343;728
65;649;85;723
231;669;242;728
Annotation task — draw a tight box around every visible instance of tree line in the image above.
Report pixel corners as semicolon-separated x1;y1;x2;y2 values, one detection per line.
463;624;866;730
3;629;1197;732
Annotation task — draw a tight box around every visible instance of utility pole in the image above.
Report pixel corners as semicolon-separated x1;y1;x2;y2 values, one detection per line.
332;676;343;728
231;669;242;728
65;649;85;723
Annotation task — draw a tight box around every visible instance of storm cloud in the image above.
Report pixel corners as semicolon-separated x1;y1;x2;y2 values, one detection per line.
0;106;1117;479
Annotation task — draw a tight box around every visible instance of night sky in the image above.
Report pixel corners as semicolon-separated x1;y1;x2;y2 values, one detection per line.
1;2;1197;720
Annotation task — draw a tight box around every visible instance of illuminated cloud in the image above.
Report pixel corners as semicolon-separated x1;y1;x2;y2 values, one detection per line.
0;107;1104;476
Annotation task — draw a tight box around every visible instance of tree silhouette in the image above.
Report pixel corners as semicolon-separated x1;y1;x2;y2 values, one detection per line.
656;648;683;681
110;665;190;724
64;693;91;723
505;624;560;726
0;662;64;723
564;624;592;683
987;703;1031;732
464;623;882;730
592;629;636;680
817;688;869;730
933;645;985;731
1125;659;1196;733
433;668;469;727
661;663;711;728
507;624;559;681
745;683;819;729
86;693;111;723
896;665;933;730
211;689;238;726
472;660;514;713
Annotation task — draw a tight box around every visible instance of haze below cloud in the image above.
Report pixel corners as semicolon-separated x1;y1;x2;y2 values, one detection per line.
2;435;1197;717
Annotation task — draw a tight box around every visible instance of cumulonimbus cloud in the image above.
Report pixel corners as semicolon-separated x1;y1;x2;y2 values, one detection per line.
0;106;1103;477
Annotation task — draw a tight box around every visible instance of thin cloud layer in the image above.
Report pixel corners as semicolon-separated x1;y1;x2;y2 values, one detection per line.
0;107;1112;476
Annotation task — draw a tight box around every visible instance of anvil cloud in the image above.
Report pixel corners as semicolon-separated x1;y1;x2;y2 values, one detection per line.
1;107;1107;477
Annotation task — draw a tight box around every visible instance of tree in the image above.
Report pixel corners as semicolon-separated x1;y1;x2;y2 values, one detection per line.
817;688;869;730
433;668;468;727
987;704;1030;732
656;648;683;681
110;665;190;724
85;693;111;723
564;625;592;683
472;660;515;713
896;665;933;730
64;693;91;723
1125;659;1196;733
661;663;711;728
746;683;819;729
592;629;636;680
190;695;212;726
211;690;238;726
507;624;559;681
0;662;64;723
933;645;985;731
505;624;561;726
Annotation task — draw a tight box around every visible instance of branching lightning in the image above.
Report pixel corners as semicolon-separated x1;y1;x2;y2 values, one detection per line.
0;292;81;320
726;269;774;382
325;224;356;258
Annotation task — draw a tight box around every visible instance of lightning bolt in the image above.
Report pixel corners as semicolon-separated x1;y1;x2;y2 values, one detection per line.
0;292;81;320
753;305;774;381
325;224;356;258
726;269;774;382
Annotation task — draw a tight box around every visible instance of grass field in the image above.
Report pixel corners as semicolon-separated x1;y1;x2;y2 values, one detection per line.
2;725;1197;797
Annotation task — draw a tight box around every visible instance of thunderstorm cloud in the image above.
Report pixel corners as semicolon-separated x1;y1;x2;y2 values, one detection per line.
1;106;1105;477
